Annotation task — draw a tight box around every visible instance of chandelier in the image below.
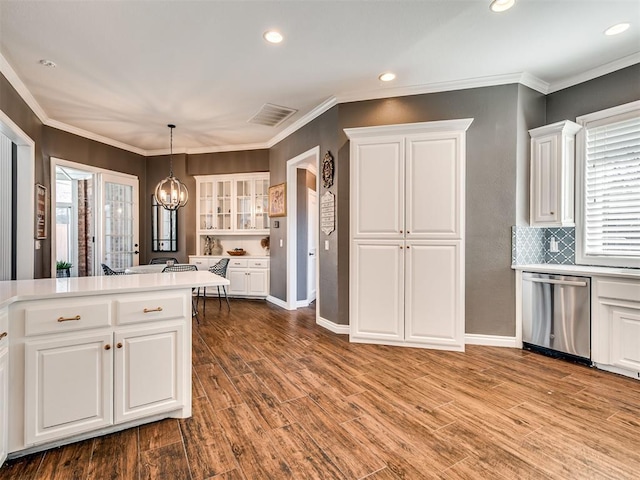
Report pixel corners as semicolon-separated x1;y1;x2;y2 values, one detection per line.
154;124;188;211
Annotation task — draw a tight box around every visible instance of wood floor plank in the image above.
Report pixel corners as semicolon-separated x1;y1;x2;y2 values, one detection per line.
180;395;238;480
34;439;93;480
86;428;138;480
269;422;347;479
230;373;293;430
0;452;44;480
285;396;386;479
138;418;182;451
216;403;294;479
195;362;244;409
140;442;191;480
247;358;306;402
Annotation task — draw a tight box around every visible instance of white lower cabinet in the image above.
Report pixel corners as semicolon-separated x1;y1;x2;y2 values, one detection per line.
25;332;113;445
189;256;270;298
351;240;463;350
593;277;640;379
9;290;191;454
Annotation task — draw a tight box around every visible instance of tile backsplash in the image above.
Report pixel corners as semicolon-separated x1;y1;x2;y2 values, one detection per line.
512;226;575;265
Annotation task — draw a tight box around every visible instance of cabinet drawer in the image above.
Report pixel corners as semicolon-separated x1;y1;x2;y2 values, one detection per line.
189;259;210;270
25;298;112;336
248;259;269;268
116;294;186;325
228;259;248;268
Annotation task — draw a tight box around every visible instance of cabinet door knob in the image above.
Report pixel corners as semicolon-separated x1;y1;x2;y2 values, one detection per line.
104;344;111;351
117;342;123;349
550;211;554;215
0;332;7;340
400;230;403;233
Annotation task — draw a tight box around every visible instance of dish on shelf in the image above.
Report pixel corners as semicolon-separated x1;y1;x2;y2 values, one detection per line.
227;249;246;256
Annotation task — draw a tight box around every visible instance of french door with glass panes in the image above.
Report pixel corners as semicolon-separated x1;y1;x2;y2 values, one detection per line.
99;173;139;270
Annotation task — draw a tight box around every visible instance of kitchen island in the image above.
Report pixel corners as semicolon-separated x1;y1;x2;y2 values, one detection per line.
0;271;229;465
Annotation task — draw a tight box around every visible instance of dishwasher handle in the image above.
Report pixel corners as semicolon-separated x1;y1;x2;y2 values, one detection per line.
526;277;589;287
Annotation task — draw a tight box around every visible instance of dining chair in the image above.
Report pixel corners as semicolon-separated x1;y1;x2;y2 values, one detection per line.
206;258;231;313
101;263;126;275
162;264;200;321
149;257;179;265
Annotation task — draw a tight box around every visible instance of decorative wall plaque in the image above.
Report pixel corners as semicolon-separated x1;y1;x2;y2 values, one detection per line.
320;191;335;235
322;151;334;189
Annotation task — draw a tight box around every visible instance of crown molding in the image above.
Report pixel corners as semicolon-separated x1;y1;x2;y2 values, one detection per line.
0;52;48;123
45;118;147;156
266;96;338;148
518;72;551;95
547;52;640;94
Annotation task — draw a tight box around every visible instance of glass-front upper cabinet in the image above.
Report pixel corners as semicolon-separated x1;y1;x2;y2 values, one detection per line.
195;173;269;235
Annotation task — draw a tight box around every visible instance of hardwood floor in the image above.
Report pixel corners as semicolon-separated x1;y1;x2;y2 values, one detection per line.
3;298;640;479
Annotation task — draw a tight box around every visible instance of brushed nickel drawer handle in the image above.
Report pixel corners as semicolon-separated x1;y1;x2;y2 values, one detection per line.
143;307;163;313
0;332;7;340
58;315;81;322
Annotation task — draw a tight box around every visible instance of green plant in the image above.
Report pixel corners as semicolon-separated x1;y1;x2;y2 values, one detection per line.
56;260;72;270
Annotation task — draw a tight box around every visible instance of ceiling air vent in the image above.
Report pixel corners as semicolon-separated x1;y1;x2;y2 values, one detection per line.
248;103;298;127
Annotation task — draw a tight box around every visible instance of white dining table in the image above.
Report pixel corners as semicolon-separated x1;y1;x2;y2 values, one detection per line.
124;264;170;274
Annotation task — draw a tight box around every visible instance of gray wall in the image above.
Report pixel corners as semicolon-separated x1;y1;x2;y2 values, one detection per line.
546;64;640;124
269;106;339;321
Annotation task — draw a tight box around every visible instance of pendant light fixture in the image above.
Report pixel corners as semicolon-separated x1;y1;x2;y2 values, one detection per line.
154;124;188;211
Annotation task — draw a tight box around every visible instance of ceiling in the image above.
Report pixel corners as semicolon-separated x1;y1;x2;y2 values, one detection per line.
0;0;639;155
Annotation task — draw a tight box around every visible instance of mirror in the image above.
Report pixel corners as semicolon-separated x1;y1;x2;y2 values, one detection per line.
151;195;177;252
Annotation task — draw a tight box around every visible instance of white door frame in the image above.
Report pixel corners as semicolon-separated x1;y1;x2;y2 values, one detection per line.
50;158;139;275
0;109;35;279
285;146;320;315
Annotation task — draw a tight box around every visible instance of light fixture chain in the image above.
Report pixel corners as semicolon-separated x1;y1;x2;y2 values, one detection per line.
169;125;174;177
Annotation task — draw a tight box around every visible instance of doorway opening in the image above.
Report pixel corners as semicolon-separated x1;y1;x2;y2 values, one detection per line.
286;146;320;317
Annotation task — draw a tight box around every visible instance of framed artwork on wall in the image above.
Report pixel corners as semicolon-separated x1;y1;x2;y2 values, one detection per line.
268;183;287;217
35;183;47;239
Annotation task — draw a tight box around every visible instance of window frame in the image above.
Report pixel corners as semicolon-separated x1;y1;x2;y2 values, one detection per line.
575;100;640;269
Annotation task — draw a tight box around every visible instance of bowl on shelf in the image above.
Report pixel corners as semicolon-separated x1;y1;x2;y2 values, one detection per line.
227;249;246;256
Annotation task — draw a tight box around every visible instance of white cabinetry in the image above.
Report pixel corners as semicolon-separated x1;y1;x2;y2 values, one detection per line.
195;173;269;254
529;120;581;227
12;291;190;450
189;256;270;298
346;119;471;351
592;277;640;379
0;308;8;466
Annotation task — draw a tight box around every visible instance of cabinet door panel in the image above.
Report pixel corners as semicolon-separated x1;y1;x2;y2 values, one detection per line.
350;241;404;342
228;269;248;295
0;348;7;465
248;270;268;296
531;135;559;224
352;139;404;238
610;307;640;372
114;323;184;423
405;242;464;350
25;332;113;445
406;135;462;239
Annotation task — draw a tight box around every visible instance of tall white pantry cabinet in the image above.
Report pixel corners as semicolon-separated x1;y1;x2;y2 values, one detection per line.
346;119;473;351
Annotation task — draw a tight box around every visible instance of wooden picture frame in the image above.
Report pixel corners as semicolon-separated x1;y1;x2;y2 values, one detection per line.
268;183;287;217
35;183;47;239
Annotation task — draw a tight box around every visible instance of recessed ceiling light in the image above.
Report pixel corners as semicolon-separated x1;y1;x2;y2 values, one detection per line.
379;72;396;82
605;23;630;36
489;0;515;13
263;30;283;44
39;59;56;68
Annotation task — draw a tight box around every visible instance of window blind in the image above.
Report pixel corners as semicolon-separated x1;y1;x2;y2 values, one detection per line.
584;114;640;257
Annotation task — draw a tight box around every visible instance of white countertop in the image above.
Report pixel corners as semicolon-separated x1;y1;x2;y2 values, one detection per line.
0;271;229;309
512;264;640;279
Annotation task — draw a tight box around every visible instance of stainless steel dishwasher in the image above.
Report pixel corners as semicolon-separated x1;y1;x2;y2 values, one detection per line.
522;272;591;363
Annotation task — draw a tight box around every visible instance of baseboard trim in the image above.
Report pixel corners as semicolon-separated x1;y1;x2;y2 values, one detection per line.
317;316;349;335
465;333;519;348
296;300;310;308
266;295;293;310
